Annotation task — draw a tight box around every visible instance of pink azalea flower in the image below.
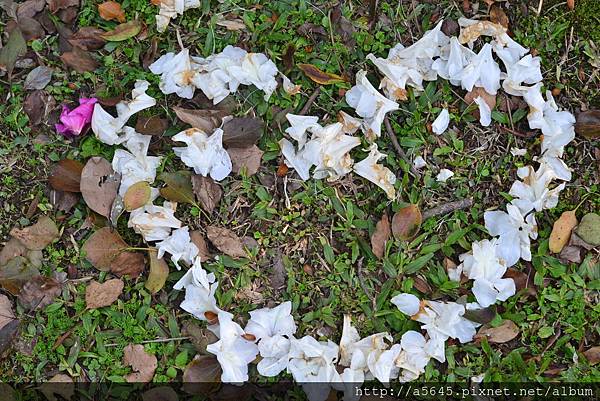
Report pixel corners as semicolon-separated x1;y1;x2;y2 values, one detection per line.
55;97;97;138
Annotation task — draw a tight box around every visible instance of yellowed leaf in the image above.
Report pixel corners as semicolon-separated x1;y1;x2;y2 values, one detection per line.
123;181;151;211
298;64;345;85
549;210;577;253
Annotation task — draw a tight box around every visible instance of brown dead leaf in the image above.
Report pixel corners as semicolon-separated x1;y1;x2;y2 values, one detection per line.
222;117;264;148
0;257;41;295
475;320;519;343
17;0;46;19
583;346;600;365
190;231;211;262
567;0;575;10
464;87;496;110
391;204;422;240
282;44;295;72
141;37;158;69
504;267;537;296
10;216;59;251
142;387;178;401
82;227;128;271
183;355;221;395
549;210;577;253
413;276;433;295
191;175;222;213
228;145;263;176
100;20;141;41
575;110;600;139
60;46;98;73
69;27;106;50
123;344;157;382
216;18;246;31
490;5;509;29
370;213;391;259
0;295;16;331
145;249;168;294
17;274;62;311
297;23;327;38
24;90;55;126
18;16;45;41
173;107;228;132
206;226;246;258
0;237;28;266
80;157;120;218
50;189;79;213
559;245;582;264
85;279;123;309
109;251;145;278
159;171;195;204
47;0;79;13
48;159;84;193
298;64;345;85
98;1;125;22
135;115;167;136
182;321;218;353
123;181;152;211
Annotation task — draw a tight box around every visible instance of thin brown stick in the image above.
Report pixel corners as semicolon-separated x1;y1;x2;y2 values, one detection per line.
384;116;421;179
422;199;473;220
499;125;537;139
299;87;321;116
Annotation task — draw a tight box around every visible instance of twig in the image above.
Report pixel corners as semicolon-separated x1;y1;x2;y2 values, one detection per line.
536;0;543;15
384;116;421;179
105;336;191;347
299;87;321;115
356;257;376;310
498;125;537;139
422;199;473;220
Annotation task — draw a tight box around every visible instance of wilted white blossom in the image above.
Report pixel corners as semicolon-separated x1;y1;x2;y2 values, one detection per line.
156;226;199;269
128;201;182;242
172;128;232;181
509;165;564;214
155;0;199;32
353;144;396;199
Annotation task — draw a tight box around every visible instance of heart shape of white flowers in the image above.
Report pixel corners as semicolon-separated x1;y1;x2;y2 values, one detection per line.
89;17;574;401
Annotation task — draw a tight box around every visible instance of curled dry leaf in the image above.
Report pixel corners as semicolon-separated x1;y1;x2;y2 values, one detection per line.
228;145;263;176
98;1;125;22
549;210;577;253
391;204;422;240
60;46;98;73
298;64;345;85
475;319;519;343
85;279;124;309
183;355;221;395
123;181;152;211
190;230;211;262
206;226;246;258
159;171;195;204
10;216;59;251
489;5;509;29
145;248;169;294
222;117;264;148
80;157;121;218
48;159;84;193
101;20;142;42
370;213;391;259
123;344;157;382
191;175;222;213
18;274;62;311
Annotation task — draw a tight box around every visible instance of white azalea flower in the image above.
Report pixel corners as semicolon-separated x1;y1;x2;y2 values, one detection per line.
395;331;434;382
228;52;279;101
436;168;454;182
92;80;156;145
172;128;232;181
245;301;297;340
484;202;538;267
474;96;492;126
499;54;543;96
432;108;450;135
206;311;259;384
156;226;199;269
459;43;502;95
353;144;396;199
285;114;320;148
457;239;516;307
432;37;476;86
173;257;222;322
287;336;341;401
281;74;301;95
413;155;427;169
155;0;199;32
128;201;182;242
149;48;197;99
279;138;313;180
310;122;361;181
509;165;565;214
367;21;448;97
337;111;362;134
390;293;421;316
345;70;399;139
256;334;293;377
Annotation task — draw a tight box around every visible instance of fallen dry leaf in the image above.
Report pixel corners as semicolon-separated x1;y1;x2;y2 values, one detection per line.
159;171;195;204
206;226;246;258
80;157;121;218
0;295;16;331
475;320;519;343
17;0;46;19
0;237;28;266
575;110;600;139
47;0;79;14
82;227;128;271
584;346;600;365
85;279;124;309
412;275;433;295
142;387;178;401
464;87;496;110
191;175;222;213
69;27;106;50
222;117;264;148
10;216;59;251
123;181;151;211
190;231;211;262
145;248;169;294
109;251;145;278
18;274;63;311
173;107;227;133
60;46;98;73
228;145;263;176
0;26;27;77
24;66;53;90
182;321;218;353
24;90;56;126
489;5;509;29
0;257;41;295
298;64;345;85
123;344;157;382
559;245;581;264
391;204;422;240
183;355;221;395
549;210;577;253
370;213;391;259
50;189;79;213
135;115;168;136
98;1;125;22
216;18;246;31
48;159;84;193
505;267;537;296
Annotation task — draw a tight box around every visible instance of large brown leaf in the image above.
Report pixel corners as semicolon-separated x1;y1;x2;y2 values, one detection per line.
222;118;264;147
60;46;98;73
68;27;106;50
100;20;141;41
98;1;125;22
183;355;221;395
123;344;157;382
18;274;62;311
475;320;519;344
0;295;17;331
0;238;27;266
85;279;123;309
391;205;422;240
228;145;263;176
48;159;84;193
370;213;391;259
123;181;151;211
190;231;211;262
173;107;228;132
0;257;41;295
10;216;59;250
47;0;79;13
0;26;27;76
206;226;246;258
109;251;145;278
298;64;345;85
575;110;600;139
135;115;167;136
191;175;222;213
81;227;128;271
80;157;120;218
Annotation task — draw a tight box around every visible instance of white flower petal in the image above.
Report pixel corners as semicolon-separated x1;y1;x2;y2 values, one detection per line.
353;143;396;199
474;96;492;126
156;226;199;269
436;168;454;182
432;108;450;135
390;293;420;316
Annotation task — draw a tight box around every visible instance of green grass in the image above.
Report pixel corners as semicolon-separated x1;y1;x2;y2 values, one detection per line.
0;0;599;389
